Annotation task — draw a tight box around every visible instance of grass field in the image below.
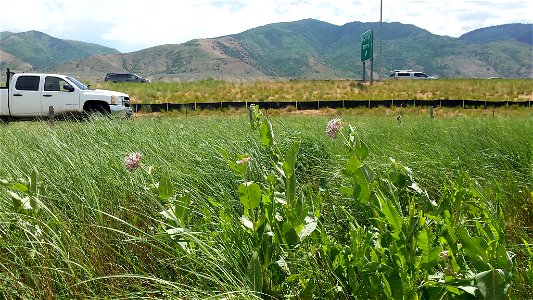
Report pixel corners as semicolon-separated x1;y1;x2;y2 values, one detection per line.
92;78;533;104
0;108;532;298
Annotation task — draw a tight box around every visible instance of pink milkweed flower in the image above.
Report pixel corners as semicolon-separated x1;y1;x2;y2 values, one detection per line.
124;152;143;171
326;118;343;138
236;156;252;165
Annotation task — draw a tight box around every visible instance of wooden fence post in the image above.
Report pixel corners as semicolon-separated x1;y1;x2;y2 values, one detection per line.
48;106;54;125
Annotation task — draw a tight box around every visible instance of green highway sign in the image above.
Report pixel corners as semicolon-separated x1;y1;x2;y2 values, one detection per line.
361;29;373;62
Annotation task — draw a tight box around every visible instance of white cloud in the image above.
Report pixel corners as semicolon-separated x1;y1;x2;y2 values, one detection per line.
1;0;531;52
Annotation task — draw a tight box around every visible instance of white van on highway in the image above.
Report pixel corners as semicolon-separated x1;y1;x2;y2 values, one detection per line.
389;70;436;79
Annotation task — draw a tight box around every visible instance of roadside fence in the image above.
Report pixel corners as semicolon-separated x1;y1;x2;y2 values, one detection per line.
131;99;531;113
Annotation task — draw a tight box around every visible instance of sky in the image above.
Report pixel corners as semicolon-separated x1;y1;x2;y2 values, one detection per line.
0;0;531;53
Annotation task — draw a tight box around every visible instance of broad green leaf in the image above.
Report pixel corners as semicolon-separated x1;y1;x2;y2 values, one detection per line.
444;285;461;295
19;196;33;210
11;182;28;193
418;227;441;270
241;215;253;231
361;165;374;183
312;192;322;219
263;194;275;222
295;204;311;229
281;221;292;235
475;269;509;299
347;266;357;292
363;261;381;272
457;227;489;269
298;220;317;241
30;169;40;196
247;251;263;292
285;228;299;249
276;257;290;274
377;193;403;239
174;193;191;224
353;169;371;204
259;119;274;147
284;168;297;208
8;191;23;202
443;210;457;243
158;176;174;201
282;141;300;178
355;139;369;160
160;207;178;223
382;273;395;299
495;244;513;270
344;155;362;175
423;286;448;299
254;214;265;231
238;182;261;210
339;186;353;197
261;227;273;267
418;227;430;262
457;285;478;296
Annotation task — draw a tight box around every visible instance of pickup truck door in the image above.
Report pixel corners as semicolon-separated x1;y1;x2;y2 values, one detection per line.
42;76;80;113
10;75;42;116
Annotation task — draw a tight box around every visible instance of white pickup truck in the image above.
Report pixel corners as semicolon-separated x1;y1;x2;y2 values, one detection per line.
1;69;132;118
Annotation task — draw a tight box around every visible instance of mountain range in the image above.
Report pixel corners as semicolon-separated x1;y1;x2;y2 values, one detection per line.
1;20;532;80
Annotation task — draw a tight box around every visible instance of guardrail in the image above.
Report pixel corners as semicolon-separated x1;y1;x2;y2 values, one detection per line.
131;99;532;113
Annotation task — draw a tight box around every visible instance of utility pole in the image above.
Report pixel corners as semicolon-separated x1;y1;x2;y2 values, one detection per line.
379;0;383;81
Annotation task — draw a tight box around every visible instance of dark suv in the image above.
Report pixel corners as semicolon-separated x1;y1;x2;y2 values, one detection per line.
104;73;150;83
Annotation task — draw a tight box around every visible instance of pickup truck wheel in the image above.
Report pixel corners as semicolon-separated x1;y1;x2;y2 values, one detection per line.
84;103;111;117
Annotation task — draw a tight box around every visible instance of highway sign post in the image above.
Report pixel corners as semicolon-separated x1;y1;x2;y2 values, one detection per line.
361;30;373;62
361;29;374;84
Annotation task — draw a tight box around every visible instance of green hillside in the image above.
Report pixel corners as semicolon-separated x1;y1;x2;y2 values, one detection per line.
6;20;532;80
0;50;33;73
459;23;532;45
0;30;120;69
225;19;532;78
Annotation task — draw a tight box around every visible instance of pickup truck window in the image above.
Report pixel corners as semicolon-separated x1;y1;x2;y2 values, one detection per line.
15;76;40;91
66;76;89;90
44;76;70;92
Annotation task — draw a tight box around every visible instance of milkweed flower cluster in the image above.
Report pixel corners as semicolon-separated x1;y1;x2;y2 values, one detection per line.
326;118;343;138
236;156;252;165
124;152;143;172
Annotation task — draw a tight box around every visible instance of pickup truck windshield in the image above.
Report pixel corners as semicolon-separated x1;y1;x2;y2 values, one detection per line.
66;76;90;90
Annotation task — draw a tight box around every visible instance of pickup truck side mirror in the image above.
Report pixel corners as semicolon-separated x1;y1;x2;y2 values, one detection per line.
63;84;75;92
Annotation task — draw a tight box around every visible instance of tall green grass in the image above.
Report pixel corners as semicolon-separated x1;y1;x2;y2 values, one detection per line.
92;79;533;104
0;111;531;298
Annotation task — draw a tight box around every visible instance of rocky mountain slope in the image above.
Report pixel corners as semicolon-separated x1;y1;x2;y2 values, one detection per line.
1;21;531;80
